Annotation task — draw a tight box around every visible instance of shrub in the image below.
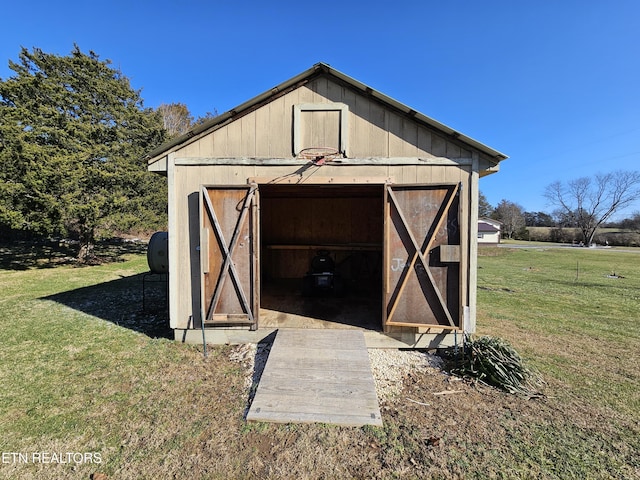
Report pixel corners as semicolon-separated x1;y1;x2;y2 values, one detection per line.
444;334;544;397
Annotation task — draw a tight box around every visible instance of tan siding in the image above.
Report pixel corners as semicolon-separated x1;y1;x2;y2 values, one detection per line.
211;127;228;156
312;76;329;100
460;166;471;316
226;116;242;155
368;102;388;156
326;77;343;103
180;140;200;157
431;134;446;157
170;161;475;334
253;164;304;180
305;78;388;157
199;132;214;157
401;165;418;183
400;119;419;157
241;113;257;157
430;162;447;183
414;166;432;183
352;92;371;157
297;84;315;104
255;103;270;156
319;164;391;180
216;165;238;184
269;95;289;157
388;112;404;157
170;77;477;162
172;165;196;328
446;141;461;159
417;128;433;156
339;82;356;106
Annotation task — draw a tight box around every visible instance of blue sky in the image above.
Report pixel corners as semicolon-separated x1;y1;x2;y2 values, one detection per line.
2;1;639;219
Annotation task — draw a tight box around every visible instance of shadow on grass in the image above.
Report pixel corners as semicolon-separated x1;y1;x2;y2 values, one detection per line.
0;239;172;338
0;239;148;270
42;272;172;339
0;240;76;270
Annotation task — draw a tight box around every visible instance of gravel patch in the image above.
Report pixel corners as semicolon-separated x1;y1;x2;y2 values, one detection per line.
228;343;261;390
229;342;445;402
368;349;444;401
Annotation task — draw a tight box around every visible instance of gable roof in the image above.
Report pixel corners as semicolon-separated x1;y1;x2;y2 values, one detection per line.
478;218;502;232
478;223;499;233
145;62;508;168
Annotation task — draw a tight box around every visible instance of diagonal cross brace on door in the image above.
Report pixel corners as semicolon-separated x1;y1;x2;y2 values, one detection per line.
385;183;460;327
201;184;257;324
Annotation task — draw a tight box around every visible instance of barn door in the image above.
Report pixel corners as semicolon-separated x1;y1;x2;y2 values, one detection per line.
200;184;258;329
384;184;461;329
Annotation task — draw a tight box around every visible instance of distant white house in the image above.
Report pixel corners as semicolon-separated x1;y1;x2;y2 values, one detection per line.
478;218;501;244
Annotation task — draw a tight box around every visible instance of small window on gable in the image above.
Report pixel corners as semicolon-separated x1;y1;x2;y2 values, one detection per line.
293;103;349;157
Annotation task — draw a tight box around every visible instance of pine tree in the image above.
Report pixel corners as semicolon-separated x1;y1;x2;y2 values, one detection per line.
0;46;167;259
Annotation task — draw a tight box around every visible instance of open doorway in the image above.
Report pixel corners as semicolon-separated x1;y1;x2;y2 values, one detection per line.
259;183;384;330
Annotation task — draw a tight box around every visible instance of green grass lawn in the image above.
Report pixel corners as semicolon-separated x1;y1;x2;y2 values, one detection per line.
0;252;189;477
475;246;640;479
0;244;638;479
477;245;639;413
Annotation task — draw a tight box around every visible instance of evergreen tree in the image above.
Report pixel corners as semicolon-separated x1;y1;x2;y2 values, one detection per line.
0;46;167;259
478;191;493;218
524;211;554;227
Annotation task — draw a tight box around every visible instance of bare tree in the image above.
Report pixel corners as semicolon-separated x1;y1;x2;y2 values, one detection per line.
194;109;219;126
544;171;640;246
493;200;525;239
157;103;193;138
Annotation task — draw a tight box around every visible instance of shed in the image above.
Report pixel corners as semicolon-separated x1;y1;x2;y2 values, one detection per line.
146;63;507;348
478;218;502;244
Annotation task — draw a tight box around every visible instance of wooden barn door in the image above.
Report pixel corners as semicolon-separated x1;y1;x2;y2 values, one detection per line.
384;184;461;329
200;184;259;329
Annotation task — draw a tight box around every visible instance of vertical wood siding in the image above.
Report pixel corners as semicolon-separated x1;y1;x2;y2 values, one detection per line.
169;162;472;330
173;77;472;161
164;75;482;332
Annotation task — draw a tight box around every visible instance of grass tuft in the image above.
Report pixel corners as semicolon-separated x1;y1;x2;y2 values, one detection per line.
446;334;544;396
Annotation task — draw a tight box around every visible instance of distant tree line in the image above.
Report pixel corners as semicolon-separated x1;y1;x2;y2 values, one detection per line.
480;170;640;247
0;46;210;261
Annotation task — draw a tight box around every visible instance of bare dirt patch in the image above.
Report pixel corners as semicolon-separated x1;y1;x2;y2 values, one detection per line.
207;343;638;479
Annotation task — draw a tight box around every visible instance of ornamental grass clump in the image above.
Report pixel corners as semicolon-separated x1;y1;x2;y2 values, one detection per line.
451;335;544;397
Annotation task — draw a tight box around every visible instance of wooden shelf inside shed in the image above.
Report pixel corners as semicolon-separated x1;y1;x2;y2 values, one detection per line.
265;243;382;251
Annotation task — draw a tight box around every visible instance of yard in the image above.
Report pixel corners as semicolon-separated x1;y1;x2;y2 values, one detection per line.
0;242;638;479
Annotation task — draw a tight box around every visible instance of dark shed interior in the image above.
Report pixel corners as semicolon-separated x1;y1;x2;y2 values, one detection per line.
259;184;384;329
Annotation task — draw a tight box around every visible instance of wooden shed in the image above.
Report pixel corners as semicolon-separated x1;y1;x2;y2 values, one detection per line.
146;63;507;348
